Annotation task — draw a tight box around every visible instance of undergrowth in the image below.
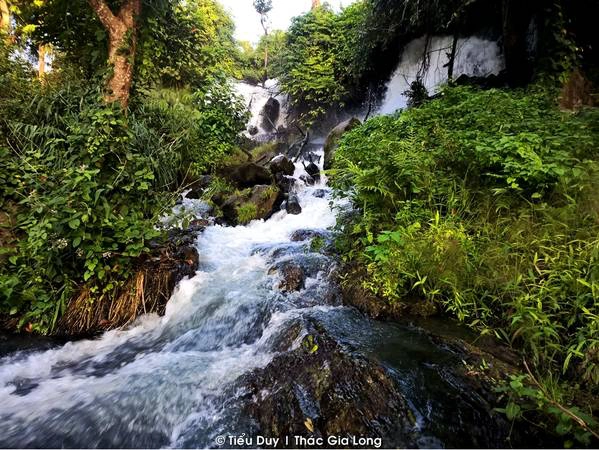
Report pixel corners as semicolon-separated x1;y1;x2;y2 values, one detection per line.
331;84;599;444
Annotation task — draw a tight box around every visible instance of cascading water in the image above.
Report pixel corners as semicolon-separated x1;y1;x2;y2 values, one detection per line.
0;153;345;448
235;80;290;140
1;41;527;449
378;35;505;115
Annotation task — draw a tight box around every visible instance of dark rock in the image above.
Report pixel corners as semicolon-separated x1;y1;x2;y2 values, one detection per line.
277;263;305;292
228;163;273;189
248;125;259;136
286;194;302;215
290;229;330;242
313;189;327;198
323;117;361;170
304;162;320;180
221;184;280;225
303;152;321;164
274;172;296;194
299;174;315;186
184;175;213;200
340;267;407;321
261;97;280;132
239;328;415;447
184;190;201;200
269;253;331;279
268;155;295;177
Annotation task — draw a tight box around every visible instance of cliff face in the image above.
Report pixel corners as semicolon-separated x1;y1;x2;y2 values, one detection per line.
360;0;597;95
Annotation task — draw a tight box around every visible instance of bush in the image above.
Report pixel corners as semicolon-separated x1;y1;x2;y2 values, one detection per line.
332;85;599;442
0;70;246;332
279;3;368;124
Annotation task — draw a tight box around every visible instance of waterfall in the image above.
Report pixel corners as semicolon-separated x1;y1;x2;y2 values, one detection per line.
234;80;290;140
0;148;344;448
378;35;505;115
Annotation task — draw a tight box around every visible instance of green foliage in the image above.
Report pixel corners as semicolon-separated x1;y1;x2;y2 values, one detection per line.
0;41;246;332
1;85;163;332
236;202;259;225
134;82;248;182
235;31;287;84
279;2;367;124
332;85;599;440
12;0;238;90
136;0;239;91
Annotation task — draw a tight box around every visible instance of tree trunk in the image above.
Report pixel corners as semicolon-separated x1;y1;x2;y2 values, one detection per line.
447;33;458;82
502;0;536;86
38;44;47;78
260;16;268;84
0;0;10;33
88;0;141;108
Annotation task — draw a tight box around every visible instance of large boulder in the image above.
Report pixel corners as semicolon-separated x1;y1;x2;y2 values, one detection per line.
277;263;306;292
239;329;415;447
274;172;296;194
221;184;280;225
228;162;273;189
261;97;280;132
323;117;361;170
268;155;295;177
304;162;320;181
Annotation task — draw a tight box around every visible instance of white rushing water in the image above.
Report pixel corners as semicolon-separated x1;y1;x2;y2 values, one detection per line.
0;149;346;448
378;35;505;115
235;79;290;139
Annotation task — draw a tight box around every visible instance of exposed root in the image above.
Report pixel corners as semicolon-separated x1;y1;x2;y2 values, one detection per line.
56;235;199;337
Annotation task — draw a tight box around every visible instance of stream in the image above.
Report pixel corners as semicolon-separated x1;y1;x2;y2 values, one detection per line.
0;149;523;448
0;36;523;448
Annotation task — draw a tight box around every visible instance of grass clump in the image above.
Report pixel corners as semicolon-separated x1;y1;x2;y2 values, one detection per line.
236;203;259;225
331;84;599;443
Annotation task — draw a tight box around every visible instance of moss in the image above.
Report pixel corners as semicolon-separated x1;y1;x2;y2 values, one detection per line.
236;202;259;225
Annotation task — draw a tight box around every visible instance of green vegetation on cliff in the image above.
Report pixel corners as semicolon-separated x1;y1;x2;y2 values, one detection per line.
331;84;599;443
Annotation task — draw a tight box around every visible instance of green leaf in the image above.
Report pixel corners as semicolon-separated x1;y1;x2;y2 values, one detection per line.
505;402;521;420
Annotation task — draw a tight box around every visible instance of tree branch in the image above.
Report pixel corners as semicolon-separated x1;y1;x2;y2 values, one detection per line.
88;0;118;32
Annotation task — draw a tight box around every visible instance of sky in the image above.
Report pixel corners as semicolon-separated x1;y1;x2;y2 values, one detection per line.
218;0;356;44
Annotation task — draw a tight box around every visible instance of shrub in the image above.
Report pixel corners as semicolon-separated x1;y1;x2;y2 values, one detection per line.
0;71;246;332
332;84;599;441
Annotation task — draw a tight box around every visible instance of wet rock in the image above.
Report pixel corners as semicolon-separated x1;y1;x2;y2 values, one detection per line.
277;263;305;292
269;253;331;279
274;172;296;194
312;189;327;198
261;97;280;132
248;125;259;136
221;184;280;225
268;155;295;177
304;162;320;180
184;175;212;200
240;328;415;448
228;163;273;188
324;117;361;170
303;152;321;164
340;266;407;321
285;194;302;215
299;174;315;186
290;229;330;242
